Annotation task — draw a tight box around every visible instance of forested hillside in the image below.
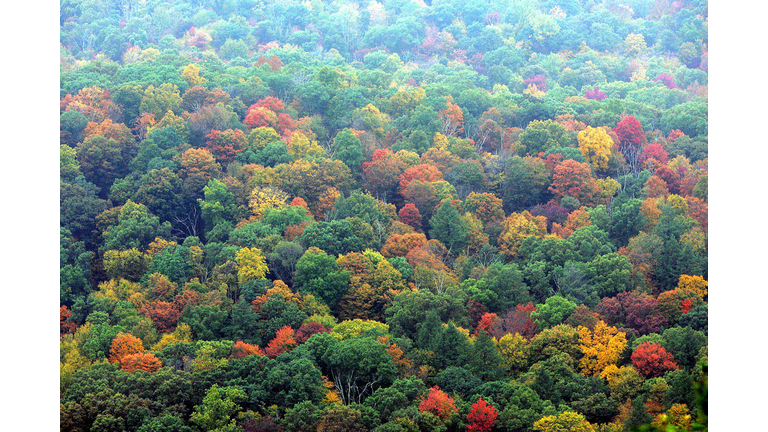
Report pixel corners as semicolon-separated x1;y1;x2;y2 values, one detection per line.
59;0;708;431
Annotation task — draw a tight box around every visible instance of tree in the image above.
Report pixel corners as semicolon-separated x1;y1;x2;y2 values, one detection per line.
235;247;269;285
419;386;458;422
467;398;498;432
109;332;145;366
205;129;248;165
334;128;366;173
530;296;577;331
497;211;547;258
139;84;182;120
120;352;162;373
577;321;628;377
362;149;409;200
264;325;297;358
99;200;172;254
577;126;613;172
198;179;236;233
293;247;351;308
429;200;470;253
398;203;423;231
502;156;550;212
631;342;679;378
676;274;708;298
533;411;595;432
190;384;247;431
464;192;505;227
321;336;398;405
548;160;597;203
77;134;139;196
467;331;505;381
317;404;367;432
614;116;646;176
520;120;570;156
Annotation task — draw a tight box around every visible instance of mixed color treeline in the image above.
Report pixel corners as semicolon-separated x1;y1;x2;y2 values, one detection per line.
60;0;708;431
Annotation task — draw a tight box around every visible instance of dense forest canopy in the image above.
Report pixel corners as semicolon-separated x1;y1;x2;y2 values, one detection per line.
59;0;708;431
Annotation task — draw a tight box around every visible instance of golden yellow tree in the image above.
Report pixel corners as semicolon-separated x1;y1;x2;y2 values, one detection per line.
287;131;325;159
677;274;708;298
235;247;269;285
497;211;547;258
497;333;530;373
577;126;614;172
577;320;627;377
248;186;289;219
181;63;207;86
533;411;595;432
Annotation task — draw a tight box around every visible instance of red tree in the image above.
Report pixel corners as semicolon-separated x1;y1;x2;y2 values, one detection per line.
614;116;647;175
398;163;443;194
631;342;679;378
263;326;297;358
467;398;497;432
502;303;538;339
641;142;669;166
230;340;264;359
295;322;329;343
205;129;247;165
398;203;423;230
362;149;408;200
419;386;458;422
141;301;181;333
60;306;77;336
548;159;597;202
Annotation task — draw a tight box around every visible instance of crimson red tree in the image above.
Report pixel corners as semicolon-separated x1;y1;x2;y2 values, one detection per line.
467;398;497;432
631;342;679;378
614;115;647;176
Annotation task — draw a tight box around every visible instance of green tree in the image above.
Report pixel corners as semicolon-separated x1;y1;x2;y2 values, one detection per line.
503;156;550;213
189;384;247;431
530;295;577;331
321;336;399;405
293;248;351;309
334;128;366;174
429;201;470;253
198;179;236;234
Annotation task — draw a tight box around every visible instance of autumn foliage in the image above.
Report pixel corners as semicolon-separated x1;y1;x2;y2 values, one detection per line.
109;332;145;366
418;386;458;422
631;342;680;378
466;398;498;432
230;340;264;359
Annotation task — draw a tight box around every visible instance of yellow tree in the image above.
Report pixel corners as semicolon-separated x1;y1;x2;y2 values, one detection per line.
248;186;289;220
577;321;627;377
497;333;530;374
677;274;708;298
624;33;647;56
235;247;269;285
287;131;325;159
181;63;207;87
653;404;692;430
533;411;595;432
497;211;547;258
577;126;613;172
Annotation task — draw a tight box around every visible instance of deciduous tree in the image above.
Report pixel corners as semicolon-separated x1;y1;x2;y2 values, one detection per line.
419;386;458;422
577;126;613;172
467;398;498;432
631;342;679;378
